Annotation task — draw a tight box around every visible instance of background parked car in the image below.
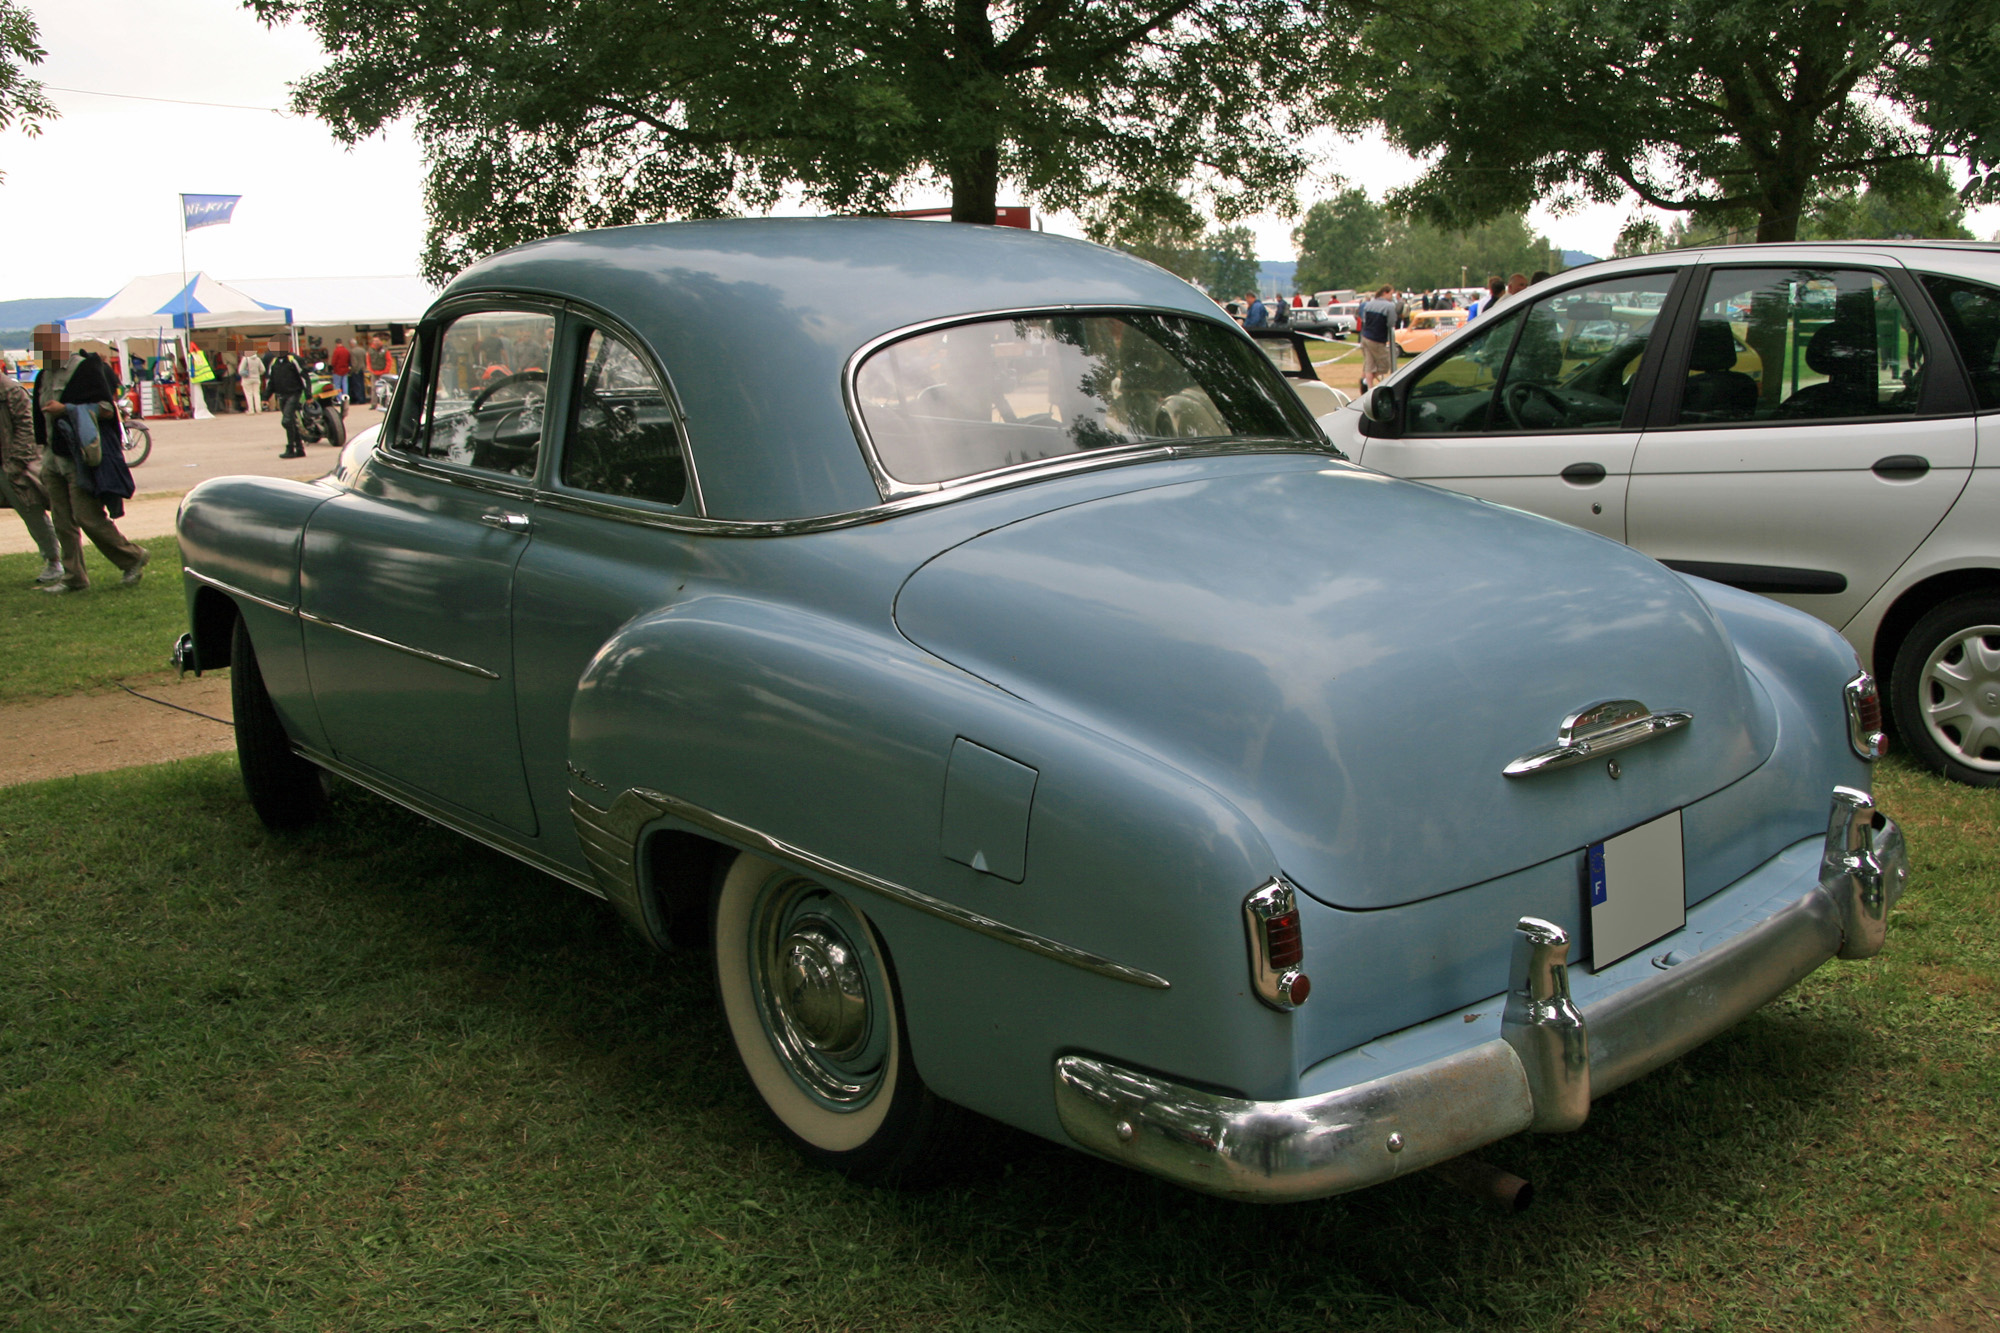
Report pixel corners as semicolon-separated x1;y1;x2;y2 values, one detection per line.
1329;240;2000;785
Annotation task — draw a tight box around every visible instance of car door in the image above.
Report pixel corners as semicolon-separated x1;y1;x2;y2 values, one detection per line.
1627;260;1977;629
1354;269;1682;543
510;314;707;868
297;302;558;835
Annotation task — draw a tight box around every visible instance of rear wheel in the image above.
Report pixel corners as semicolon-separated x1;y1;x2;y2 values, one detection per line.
322;405;347;449
231;616;327;828
712;852;972;1185
1891;592;2000;786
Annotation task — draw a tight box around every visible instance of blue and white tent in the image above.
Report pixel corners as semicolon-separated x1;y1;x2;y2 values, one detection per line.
62;272;292;341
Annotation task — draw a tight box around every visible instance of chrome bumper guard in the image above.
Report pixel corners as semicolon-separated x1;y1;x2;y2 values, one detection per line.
1053;787;1909;1203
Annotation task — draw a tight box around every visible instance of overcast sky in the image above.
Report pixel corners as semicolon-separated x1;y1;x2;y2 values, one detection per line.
5;0;1994;304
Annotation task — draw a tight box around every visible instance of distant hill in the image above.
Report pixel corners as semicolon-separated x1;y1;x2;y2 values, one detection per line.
1258;260;1297;295
0;295;105;348
1560;250;1602;269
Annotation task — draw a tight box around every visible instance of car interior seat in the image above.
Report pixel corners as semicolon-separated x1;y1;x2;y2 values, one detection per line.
1680;319;1759;421
1777;319;1880;418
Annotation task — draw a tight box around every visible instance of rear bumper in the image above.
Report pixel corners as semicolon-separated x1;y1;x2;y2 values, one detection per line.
1052;787;1907;1202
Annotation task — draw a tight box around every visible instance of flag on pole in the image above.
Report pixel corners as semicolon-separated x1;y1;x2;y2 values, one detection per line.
181;193;242;231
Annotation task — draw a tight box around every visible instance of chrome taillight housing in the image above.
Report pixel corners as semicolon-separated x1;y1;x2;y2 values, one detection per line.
1243;878;1311;1010
1845;671;1887;761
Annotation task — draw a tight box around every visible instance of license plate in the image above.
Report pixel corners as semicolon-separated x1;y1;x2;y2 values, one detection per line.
1587;809;1686;970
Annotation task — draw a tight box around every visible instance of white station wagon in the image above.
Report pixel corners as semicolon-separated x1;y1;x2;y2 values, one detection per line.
1329;241;2000;786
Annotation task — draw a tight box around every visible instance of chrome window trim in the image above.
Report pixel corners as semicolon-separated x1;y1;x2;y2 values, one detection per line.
550;302;707;518
572;785;1171;990
527;438;1338;538
380;296;564;490
295;609;502;680
294;742;600;896
370;446;542;501
840;303;1334;503
182;567;295;616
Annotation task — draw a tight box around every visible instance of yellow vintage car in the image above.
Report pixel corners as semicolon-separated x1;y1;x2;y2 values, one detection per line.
1394;309;1467;355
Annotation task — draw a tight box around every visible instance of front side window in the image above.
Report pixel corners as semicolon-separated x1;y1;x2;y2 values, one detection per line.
1678;268;1924;424
560;328;687;507
852;313;1319;486
1402;273;1675;435
401;310;555;477
1920;273;2000;410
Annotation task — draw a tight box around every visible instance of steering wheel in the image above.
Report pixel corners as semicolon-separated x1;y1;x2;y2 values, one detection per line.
1500;380;1568;430
471;369;547;411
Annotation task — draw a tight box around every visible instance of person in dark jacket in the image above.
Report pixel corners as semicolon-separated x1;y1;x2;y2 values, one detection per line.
31;328;148;593
265;348;310;457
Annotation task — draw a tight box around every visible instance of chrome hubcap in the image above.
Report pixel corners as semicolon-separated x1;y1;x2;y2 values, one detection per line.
1921;623;2000;772
750;878;890;1110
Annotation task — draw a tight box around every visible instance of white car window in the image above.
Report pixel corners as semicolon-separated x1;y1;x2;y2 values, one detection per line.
1401;273;1675;435
1919;273;2000;410
1678;268;1925;424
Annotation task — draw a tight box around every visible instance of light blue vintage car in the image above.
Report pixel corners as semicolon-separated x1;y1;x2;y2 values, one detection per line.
174;220;1910;1201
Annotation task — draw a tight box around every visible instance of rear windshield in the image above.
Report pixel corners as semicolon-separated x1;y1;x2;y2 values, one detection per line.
853;313;1321;485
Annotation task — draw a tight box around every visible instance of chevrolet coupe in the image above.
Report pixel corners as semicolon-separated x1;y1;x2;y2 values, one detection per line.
174;220;1909;1200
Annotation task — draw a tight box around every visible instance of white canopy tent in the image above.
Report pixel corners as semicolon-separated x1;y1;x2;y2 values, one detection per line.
63;273;293;418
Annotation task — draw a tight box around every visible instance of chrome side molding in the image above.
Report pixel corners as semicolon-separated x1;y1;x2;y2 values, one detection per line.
571;786;1172;990
1504;700;1692;777
1500;918;1590;1132
1822;786;1909;959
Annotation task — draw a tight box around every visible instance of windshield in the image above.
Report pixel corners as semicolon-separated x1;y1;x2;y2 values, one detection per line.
853;313;1322;486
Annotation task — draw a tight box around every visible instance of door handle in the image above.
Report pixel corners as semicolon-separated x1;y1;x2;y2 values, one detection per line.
1560;462;1607;484
1872;455;1929;480
480;511;532;533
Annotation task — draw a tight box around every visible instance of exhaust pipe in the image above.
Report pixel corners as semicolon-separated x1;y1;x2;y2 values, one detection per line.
1429;1156;1534;1213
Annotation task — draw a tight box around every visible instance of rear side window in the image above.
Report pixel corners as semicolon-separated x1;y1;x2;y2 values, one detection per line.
561;328;687;507
1679;268;1924;424
1921;274;2000;410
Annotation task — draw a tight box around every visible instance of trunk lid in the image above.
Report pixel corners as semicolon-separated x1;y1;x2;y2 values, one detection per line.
894;463;1768;909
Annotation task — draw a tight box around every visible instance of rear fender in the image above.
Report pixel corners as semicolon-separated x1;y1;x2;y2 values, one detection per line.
565;594;1305;1138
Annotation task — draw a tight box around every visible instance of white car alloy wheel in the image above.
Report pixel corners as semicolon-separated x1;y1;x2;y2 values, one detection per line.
714;853;900;1152
1918;620;2000;775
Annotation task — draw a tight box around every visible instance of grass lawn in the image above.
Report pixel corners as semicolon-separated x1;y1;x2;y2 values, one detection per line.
0;536;188;706
1;753;1994;1331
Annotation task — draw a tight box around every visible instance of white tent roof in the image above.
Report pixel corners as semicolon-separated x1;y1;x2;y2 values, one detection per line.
231;275;440;327
62;272;291;339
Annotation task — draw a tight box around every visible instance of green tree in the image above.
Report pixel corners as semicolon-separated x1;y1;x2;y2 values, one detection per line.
1801;159;1976;240
1292;188;1387;293
1202;224;1262;298
0;0;55;180
1295;190;1547;291
1361;0;2000;244
250;0;1371;280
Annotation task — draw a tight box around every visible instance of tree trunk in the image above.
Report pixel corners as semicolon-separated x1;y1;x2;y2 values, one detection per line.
948;148;1000;225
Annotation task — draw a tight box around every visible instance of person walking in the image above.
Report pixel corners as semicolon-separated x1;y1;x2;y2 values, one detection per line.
238;345;265;414
1358;285;1398;391
31;327;148;594
1;360;61;584
329;338;354;405
266;346;310;458
188;342;218;414
1243;292;1269;329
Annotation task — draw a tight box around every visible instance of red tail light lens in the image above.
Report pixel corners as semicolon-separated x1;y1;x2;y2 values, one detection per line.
1243;880;1310;1011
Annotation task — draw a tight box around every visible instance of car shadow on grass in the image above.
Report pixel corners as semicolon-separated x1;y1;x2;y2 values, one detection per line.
243;770;1893;1331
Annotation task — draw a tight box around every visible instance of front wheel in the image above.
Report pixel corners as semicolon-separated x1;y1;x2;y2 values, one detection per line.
1891;592;2000;785
123;422;152;466
322;405;347;449
713;852;972;1185
231;616;327;828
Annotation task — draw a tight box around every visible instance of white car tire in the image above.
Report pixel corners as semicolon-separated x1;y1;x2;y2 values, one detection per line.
1891;592;2000;786
712;852;974;1183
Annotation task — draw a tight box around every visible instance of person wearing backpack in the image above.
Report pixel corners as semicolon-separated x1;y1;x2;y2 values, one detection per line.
265;348;310;458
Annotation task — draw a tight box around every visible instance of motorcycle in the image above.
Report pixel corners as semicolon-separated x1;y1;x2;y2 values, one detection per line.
298;363;348;449
118;398;153;466
371;371;399;412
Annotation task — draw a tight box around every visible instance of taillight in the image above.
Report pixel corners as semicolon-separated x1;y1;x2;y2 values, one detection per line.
1244;879;1311;1010
1845;672;1887;761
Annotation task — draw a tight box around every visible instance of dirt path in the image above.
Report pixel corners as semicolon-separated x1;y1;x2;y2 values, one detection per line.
0;675;237;788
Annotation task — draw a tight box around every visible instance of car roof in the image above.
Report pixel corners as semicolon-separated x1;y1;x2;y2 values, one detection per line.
439;219;1223;522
